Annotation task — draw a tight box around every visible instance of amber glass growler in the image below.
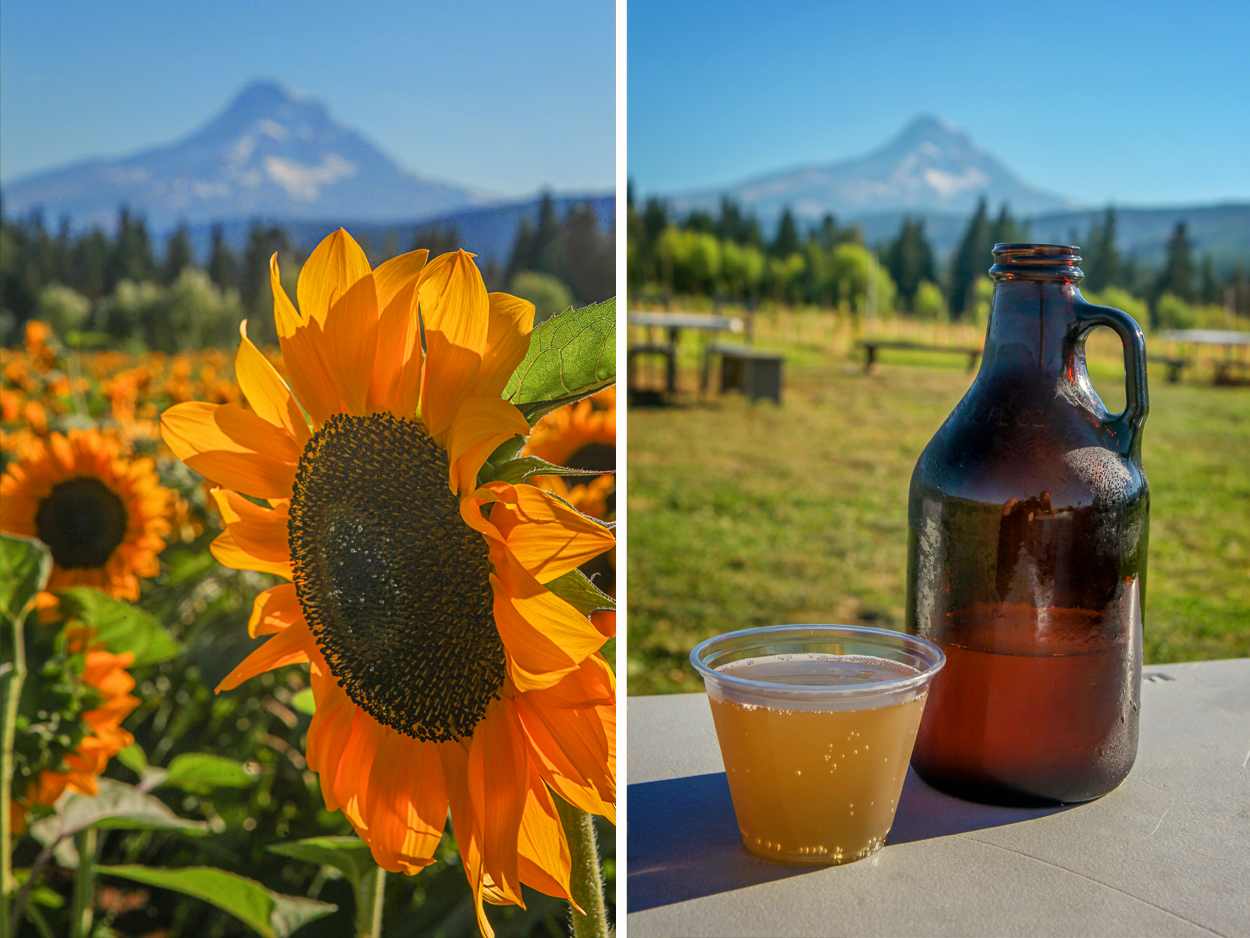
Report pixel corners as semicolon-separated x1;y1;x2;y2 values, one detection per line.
905;244;1149;806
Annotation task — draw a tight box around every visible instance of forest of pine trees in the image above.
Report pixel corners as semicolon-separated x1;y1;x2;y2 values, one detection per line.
0;196;614;349
626;186;1250;329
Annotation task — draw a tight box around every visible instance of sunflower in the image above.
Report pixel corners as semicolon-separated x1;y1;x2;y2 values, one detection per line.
159;230;615;937
11;645;141;834
523;386;616;520
0;429;171;600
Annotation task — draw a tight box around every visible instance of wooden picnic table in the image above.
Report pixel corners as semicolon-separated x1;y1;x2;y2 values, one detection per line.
1156;329;1250;385
627;658;1250;937
628;312;744;395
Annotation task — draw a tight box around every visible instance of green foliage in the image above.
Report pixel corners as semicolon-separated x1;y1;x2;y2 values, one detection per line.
54;587;180;668
504;298;616;424
771;208;800;258
657;228;721;295
1156;222;1196;304
36;284;91;336
1083;208;1122;292
509;271;573;327
1154;292;1230;330
546;569;616;616
96;865;336;938
267;836;375;888
162;224;196;286
28;779;209;845
972;276;994;329
0;533;52;629
883;218;937;308
913;280;948;321
485;455;606;486
96;270;243;353
948;198;991;319
506;194;614;306
1082;287;1149;328
159;753;257;794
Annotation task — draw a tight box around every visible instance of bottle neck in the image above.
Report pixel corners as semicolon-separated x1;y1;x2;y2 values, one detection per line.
979;280;1082;379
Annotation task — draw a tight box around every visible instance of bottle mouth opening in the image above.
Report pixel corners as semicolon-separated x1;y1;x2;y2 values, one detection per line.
989;243;1084;282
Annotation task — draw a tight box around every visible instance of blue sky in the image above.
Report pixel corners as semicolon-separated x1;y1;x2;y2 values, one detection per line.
628;0;1250;207
1;0;615;197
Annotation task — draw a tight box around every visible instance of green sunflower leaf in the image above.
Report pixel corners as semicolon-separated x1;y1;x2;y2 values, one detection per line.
504;298;615;425
96;865;336;938
28;779;208;852
290;687;316;715
546;568;616;616
267;836;376;889
54;586;180;667
485;455;612;486
159;753;257;793
0;533;52;629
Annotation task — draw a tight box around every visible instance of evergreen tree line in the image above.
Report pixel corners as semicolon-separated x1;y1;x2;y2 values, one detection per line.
627;184;1250;328
627;185;893;313
1;194;615;350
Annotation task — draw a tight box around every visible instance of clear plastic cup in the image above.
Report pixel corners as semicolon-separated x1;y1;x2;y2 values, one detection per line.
690;624;945;865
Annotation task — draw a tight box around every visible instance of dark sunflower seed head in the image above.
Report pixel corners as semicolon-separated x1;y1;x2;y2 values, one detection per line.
289;412;504;742
35;476;128;570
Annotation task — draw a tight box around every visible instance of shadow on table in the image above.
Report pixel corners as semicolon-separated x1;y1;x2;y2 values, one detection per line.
627;769;1072;912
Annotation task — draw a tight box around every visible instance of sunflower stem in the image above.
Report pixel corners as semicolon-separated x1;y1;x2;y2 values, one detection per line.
356;865;386;938
1;597;32;938
69;827;98;938
554;797;609;938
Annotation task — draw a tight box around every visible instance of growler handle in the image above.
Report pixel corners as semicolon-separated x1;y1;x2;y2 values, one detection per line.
1071;297;1150;457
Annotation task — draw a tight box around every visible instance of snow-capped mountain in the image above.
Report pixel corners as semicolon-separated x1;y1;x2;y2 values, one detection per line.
670;115;1078;222
3;80;488;232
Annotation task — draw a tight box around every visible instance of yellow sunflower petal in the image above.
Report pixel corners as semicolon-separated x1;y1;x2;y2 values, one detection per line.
216;619;314;692
475;293;535;398
468;697;527;907
530;652;615;710
210;529;292;579
418;251;489;439
489;549;607;692
210;489;291;565
369;250;427;415
236;321;310;445
272;255;343;426
486;483;615;584
247;583;302;638
447;398;530;494
441;740;495;938
306;667;359;812
331;709;386;831
316;273;378;416
362;732;447;874
297;229;373;328
516;693;616;824
161;402;299;500
517;762;575;904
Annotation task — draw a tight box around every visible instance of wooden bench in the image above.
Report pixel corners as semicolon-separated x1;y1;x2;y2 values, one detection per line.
706;344;784;404
856;340;981;373
627;343;678;396
1147;354;1192;383
1213;359;1250;386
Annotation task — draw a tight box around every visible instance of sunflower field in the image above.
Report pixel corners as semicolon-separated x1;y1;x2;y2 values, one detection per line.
1;235;617;938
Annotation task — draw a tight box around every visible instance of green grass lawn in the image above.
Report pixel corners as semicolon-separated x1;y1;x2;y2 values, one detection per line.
626;340;1250;696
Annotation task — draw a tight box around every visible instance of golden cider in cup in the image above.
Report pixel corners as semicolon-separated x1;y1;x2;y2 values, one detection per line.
692;628;945;866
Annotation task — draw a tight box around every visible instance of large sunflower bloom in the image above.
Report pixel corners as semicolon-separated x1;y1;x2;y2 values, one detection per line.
159;231;616;937
0;429;171;600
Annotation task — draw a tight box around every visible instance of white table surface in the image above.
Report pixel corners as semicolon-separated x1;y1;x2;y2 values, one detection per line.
626;658;1250;937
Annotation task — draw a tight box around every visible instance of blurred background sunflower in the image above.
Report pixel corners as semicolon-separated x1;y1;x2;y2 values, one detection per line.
0;428;171;600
